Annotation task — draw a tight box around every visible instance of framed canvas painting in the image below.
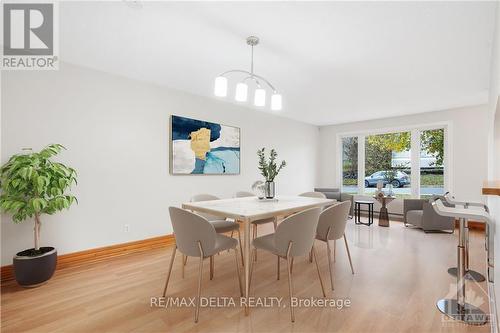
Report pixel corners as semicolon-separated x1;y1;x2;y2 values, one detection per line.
170;115;240;175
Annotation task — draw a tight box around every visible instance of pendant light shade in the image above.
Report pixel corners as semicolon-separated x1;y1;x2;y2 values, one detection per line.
235;83;248;102
214;76;228;97
271;93;282;111
254;88;266;107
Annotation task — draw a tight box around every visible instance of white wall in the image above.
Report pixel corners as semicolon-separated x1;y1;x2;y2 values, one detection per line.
317;105;491;213
0;63;319;266
487;0;500;318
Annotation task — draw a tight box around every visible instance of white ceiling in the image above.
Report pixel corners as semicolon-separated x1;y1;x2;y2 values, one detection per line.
58;1;497;126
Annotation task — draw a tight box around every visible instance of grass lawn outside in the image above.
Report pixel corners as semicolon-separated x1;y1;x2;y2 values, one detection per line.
420;174;443;187
343;174;443;187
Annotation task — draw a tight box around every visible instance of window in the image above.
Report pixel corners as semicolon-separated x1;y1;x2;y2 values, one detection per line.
338;125;448;199
364;131;411;198
420;128;445;198
342;137;358;194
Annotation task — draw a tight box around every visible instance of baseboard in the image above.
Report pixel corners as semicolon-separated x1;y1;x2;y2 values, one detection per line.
454;220;486;231
1;234;175;284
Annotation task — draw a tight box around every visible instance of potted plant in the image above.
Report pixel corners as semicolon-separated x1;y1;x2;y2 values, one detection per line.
0;144;77;287
257;148;286;199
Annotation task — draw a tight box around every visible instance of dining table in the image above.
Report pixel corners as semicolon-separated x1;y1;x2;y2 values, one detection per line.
182;195;335;314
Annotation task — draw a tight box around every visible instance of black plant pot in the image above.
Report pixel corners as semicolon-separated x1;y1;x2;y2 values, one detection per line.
13;247;57;287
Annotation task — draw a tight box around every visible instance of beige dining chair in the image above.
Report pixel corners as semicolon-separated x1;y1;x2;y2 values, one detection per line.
315;201;354;290
234;191;277;262
250;207;326;322
299;191;327;199
299;191;330;264
163;207;242;323
188;194;242;278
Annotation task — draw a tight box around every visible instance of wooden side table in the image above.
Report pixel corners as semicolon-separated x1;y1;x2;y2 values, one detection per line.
374;195;395;227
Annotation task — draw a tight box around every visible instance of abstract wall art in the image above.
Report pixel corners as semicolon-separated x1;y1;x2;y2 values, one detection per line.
170;115;240;175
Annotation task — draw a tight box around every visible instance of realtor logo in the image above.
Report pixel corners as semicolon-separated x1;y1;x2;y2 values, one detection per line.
2;2;58;70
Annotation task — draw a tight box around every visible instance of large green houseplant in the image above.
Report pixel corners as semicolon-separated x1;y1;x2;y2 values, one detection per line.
0;144;77;286
257;148;286;199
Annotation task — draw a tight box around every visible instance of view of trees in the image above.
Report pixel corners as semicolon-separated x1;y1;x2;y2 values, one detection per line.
342;137;358;179
342;129;444;179
420;129;444;166
365;132;410;176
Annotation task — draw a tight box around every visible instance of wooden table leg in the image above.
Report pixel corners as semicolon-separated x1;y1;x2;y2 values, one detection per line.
243;219;251;315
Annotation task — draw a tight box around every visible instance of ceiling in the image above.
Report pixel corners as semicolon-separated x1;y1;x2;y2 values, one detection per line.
58;1;497;126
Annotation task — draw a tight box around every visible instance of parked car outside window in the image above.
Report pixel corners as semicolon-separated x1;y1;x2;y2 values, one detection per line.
364;170;410;188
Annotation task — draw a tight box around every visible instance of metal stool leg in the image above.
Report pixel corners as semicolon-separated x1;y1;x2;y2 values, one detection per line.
437;218;487;325
447;219;486;282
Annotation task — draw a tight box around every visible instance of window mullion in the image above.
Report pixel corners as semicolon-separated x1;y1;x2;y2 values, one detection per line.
410;129;420;198
358;135;365;194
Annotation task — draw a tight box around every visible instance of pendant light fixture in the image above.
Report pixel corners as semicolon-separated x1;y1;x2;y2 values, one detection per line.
214;36;282;111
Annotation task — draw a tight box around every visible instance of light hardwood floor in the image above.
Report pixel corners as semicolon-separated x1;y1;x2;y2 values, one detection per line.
1;220;492;333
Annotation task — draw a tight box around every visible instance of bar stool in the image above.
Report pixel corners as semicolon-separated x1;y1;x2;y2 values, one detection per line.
431;198;493;325
442;193;488;282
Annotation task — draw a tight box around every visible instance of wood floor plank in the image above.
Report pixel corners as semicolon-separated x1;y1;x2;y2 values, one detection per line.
1;219;492;333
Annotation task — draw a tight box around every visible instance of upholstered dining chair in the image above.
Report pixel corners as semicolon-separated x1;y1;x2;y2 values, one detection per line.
299;191;330;264
315;201;354;290
162;207;242;323
299;191;327;199
250;207;326;322
234;191;277;262
188;194;242;278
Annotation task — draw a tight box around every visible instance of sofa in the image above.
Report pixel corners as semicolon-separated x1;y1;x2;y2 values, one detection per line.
403;196;454;233
314;188;354;216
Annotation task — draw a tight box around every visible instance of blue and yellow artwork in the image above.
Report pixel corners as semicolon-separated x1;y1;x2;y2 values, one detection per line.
170;115;240;174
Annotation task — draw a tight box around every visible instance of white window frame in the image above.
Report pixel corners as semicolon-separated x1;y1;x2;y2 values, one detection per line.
336;121;452;198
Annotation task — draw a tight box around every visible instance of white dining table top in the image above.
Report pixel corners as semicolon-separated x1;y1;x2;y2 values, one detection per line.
182;195;335;222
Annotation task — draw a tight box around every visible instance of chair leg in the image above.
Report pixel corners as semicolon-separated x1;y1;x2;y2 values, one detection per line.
344;234;354;274
277;255;280;280
286;253;295;322
210;256;214;280
273;219;277;231
162;245;177;297
195;242;204;323
309;249;313;263
326;240;335;290
181;254;186;279
228;231;234;253
253;224;258;262
334;240;337;262
290;257;294;274
234;248;243;296
312;245;326;297
237;229;244;267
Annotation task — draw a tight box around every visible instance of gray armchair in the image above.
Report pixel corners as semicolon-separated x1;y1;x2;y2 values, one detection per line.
314;188;354;216
403;198;454;233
